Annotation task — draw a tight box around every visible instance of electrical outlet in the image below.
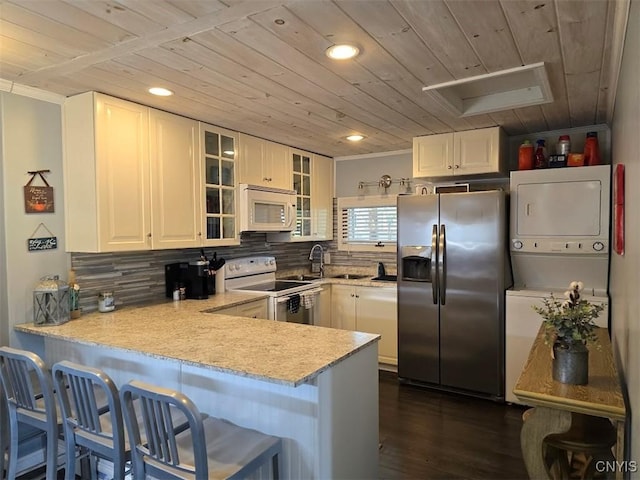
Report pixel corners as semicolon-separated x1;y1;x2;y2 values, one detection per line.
324;252;331;264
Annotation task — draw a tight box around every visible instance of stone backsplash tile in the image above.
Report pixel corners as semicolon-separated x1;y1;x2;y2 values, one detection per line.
72;200;398;313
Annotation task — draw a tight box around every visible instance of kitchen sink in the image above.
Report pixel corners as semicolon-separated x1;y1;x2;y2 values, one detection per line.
280;274;323;281
371;274;397;282
329;273;369;279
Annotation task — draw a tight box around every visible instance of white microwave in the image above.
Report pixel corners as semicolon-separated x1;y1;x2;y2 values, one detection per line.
239;184;296;232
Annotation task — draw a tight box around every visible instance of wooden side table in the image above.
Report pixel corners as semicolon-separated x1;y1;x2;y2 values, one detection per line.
514;327;626;479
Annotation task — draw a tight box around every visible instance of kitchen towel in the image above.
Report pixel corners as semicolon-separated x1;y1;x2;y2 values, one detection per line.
287;294;300;314
301;288;322;309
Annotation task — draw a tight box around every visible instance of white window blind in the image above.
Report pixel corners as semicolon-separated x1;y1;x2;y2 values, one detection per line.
337;196;397;252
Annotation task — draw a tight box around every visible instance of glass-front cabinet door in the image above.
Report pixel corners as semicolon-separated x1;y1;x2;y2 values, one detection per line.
200;123;239;245
291;149;312;239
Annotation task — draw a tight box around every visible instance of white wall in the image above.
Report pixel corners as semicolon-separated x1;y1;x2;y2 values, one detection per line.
0;92;69;347
610;0;640;472
0;96;6;346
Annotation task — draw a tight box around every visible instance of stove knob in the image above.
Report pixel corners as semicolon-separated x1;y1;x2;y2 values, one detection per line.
269;259;275;265
264;259;270;266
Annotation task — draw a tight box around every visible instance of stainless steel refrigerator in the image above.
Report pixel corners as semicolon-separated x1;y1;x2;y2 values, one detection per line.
397;190;511;400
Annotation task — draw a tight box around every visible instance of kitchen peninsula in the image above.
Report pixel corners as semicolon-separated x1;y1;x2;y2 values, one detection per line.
15;293;380;480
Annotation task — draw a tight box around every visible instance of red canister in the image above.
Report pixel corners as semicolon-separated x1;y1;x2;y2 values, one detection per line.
583;132;602;166
518;140;534;170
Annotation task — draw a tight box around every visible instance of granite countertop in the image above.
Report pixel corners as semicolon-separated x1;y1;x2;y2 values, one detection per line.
15;291;379;388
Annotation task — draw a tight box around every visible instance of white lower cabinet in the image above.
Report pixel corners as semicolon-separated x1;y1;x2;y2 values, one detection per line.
315;285;332;328
215;299;268;319
331;285;397;365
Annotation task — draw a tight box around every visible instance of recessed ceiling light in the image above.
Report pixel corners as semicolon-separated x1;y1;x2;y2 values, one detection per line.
148;87;173;96
326;44;360;60
346;134;364;142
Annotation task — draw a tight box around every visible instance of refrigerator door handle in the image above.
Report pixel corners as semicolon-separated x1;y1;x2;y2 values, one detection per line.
439;224;446;305
431;224;438;304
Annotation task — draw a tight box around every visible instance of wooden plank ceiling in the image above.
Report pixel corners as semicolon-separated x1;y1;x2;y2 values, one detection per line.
0;0;627;157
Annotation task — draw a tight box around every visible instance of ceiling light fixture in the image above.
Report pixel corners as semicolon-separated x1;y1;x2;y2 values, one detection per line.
346;134;364;142
148;87;174;97
326;44;360;60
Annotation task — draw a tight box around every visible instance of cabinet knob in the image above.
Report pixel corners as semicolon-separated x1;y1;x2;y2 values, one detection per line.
447;165;452;169
198;232;202;237
454;164;459;169
147;233;152;238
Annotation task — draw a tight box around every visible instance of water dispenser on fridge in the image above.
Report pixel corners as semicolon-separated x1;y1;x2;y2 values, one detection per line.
400;246;432;282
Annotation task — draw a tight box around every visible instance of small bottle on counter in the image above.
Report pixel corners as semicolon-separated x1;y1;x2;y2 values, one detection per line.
98;292;115;312
68;269;81;318
173;283;180;301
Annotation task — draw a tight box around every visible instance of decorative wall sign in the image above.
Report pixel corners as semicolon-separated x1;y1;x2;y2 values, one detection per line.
613;164;625;256
27;223;58;251
24;170;54;213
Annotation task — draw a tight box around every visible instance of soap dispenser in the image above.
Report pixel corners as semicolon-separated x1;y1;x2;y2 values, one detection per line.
377;262;386;278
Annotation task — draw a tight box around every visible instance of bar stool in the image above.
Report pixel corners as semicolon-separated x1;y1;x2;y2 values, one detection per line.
544;413;617;480
0;346;62;480
52;360;192;480
52;360;132;480
120;380;283;480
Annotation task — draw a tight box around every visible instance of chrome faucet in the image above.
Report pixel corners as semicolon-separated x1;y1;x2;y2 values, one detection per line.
309;244;324;277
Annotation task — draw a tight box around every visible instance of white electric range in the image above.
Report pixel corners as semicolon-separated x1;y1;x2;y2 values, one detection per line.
224;256;322;325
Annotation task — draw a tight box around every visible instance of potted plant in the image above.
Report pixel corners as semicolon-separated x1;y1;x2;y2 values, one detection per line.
533;281;605;385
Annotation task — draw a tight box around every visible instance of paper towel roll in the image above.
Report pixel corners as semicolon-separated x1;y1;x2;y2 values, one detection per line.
215;267;225;293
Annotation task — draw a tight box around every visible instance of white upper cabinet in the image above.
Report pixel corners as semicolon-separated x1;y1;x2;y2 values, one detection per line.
64;92;201;252
312;154;334;240
238;133;291;190
413;126;505;178
200;123;239;246
266;150;334;242
65;92;151;252
149;109;200;250
413;133;454;177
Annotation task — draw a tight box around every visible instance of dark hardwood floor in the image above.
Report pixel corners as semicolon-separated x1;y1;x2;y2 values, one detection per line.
379;370;529;480
16;371;528;480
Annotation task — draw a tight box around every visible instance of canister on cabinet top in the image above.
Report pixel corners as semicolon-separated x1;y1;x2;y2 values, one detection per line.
98;292;115;312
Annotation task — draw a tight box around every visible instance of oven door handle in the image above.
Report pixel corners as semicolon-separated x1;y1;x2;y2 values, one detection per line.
276;288;322;303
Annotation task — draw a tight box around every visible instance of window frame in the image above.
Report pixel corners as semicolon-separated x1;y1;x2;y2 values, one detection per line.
337;195;397;253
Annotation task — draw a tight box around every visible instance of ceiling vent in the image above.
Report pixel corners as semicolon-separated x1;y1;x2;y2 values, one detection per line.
422;62;553;117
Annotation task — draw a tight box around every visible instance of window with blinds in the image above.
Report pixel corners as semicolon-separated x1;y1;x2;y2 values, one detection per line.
337;196;397;252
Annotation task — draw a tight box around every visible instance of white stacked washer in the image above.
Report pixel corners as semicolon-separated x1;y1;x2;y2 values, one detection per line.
505;165;611;404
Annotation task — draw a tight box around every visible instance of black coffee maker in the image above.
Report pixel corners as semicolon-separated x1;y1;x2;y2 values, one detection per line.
165;261;215;300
